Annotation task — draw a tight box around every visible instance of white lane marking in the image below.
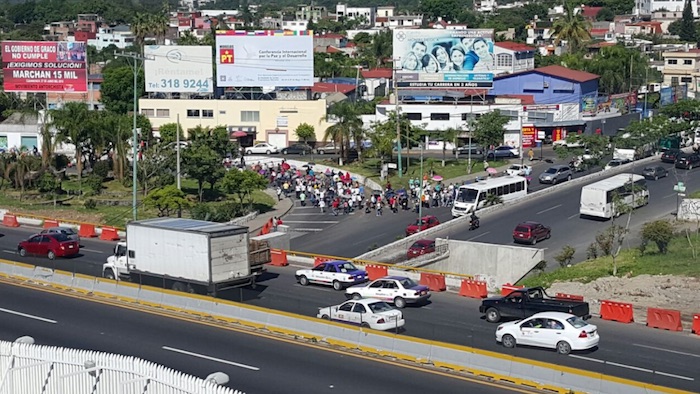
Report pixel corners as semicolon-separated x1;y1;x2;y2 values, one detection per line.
287;213;330;216
80;248;104;254
162;346;260;371
567;213;579;220
467;231;490;241
633;343;700;358
0;307;57;324
569;355;695;381
293;228;324;232
664;193;677;199
537;204;562;215
2;250;16;254
283;220;339;224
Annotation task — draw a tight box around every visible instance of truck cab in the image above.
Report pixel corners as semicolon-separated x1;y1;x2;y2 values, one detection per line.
103;241;133;280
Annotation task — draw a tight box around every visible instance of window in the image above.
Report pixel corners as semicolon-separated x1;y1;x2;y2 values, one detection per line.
681;77;692;83
241;110;260;122
667;59;677;65
202;109;214;118
430;113;450;121
671;77;679;85
684;60;693;65
497;53;512;67
156;109;169;117
186;109;200;117
406;112;422;120
141;108;154;116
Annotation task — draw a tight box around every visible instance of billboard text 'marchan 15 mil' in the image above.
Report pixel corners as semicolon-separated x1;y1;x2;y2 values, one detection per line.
392;29;495;89
2;41;88;93
215;30;313;88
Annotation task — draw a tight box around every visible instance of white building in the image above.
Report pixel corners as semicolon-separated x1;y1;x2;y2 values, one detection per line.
494;42;536;75
336;4;375;26
87;26;135;50
474;0;498;13
635;0;699;16
283;20;309;31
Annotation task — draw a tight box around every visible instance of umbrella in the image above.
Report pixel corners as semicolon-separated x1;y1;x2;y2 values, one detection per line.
231;131;247;138
432;175;443;181
487;167;498;174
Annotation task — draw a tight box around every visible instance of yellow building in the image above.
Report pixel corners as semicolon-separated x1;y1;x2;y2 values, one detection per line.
138;98;333;148
661;49;700;94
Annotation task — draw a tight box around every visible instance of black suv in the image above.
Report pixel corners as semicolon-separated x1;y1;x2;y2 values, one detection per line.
675;153;700;170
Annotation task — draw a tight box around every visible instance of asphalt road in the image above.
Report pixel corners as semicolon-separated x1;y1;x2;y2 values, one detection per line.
0;282;528;394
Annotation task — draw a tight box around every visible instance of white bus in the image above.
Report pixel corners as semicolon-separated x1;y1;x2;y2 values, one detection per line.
451;175;528;217
579;173;649;219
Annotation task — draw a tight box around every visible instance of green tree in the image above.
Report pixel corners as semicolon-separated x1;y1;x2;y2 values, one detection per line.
294;123;316;145
471;110;510;150
640;220;674;254
144;185;191;217
554;245;576;267
322;101;364;163
596;7;615;21
679;0;697;42
101;66;144;114
220;169;268;209
137;139;174;196
551;1;592;53
357;30;392;68
182;141;223;202
49;102;91;185
368;113;400;162
157;122;185;145
484;193;503;206
435;127;459;167
420;0;465;22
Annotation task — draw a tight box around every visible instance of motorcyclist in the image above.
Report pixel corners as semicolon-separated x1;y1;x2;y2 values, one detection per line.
469;211;479;228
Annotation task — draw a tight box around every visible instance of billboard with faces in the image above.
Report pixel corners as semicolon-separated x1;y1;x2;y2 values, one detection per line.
392;29;495;89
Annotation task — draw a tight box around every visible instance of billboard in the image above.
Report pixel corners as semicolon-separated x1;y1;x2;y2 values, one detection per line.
2;41;87;93
144;45;213;93
392;29;495;89
215;30;313;87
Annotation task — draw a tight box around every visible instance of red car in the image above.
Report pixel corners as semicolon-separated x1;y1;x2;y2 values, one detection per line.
513;221;551;245
407;239;436;259
406;215;440;236
17;233;80;260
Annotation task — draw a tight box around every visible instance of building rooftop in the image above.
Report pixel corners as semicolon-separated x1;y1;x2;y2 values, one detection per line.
495;41;536;52
533;65;599;83
361;68;392;79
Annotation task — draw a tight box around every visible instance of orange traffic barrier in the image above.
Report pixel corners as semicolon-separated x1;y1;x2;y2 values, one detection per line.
43;219;59;228
269;249;289;266
2;213;19;228
419;272;446;292
555;293;584;302
313;256;331;266
79;223;97;238
646;307;683;331
600;300;634;323
365;264;388;281
459;279;488;299
99;226;121;241
500;283;524;296
693;314;700;335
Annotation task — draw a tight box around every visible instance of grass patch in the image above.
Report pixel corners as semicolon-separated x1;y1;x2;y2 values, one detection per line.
520;232;700;288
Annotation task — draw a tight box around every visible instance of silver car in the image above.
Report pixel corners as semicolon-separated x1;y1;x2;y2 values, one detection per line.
40;226;81;245
538;165;572;185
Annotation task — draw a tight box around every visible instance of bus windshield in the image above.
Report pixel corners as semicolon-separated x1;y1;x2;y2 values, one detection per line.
456;188;478;203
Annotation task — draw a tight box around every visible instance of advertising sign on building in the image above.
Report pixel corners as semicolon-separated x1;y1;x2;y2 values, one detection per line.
144;45;213;93
215;30;314;87
392;29;495;89
2;41;87;92
522;125;536;148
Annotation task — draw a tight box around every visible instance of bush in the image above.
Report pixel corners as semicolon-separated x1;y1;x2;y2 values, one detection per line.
640;220;674;254
83;174;103;195
84;199;97;210
554;245;575;268
595;229;614;256
52;154;70;170
37;172;58;193
586;242;598;260
190;202;213;221
211;202;242;222
92;160;112;180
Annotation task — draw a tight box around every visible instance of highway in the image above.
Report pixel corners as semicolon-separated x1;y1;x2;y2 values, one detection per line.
0;281;532;394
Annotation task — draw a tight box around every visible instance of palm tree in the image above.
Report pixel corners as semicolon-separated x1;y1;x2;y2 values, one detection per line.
131;13;151;47
321;101;363;162
361;30;393;68
484;193;503;206
550;2;592;53
149;13;170;45
49;102;91;186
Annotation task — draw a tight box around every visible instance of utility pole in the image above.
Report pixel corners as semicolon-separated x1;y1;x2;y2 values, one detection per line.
114;51;151;221
394;61;402;178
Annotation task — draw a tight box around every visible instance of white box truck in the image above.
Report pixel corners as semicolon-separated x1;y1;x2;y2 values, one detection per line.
103;218;270;296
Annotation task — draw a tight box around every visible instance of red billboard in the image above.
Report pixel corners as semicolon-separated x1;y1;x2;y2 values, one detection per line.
522;125;536;148
2;41;87;93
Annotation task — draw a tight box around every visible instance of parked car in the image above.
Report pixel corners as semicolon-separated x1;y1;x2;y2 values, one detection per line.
17;233;79;260
407;239;436;259
406;215;440;236
345;276;431;308
281;143;313;155
505;164;532;176
513;221;551;245
552;138;584;150
675;152;700;170
542;135;553;145
479;287;591;323
496;312;599;355
295;260;368;290
453;144;484;157
40;226;80;245
316;142;340;155
642;165;668;180
245;143;279;155
486;146;518;159
317;298;405;331
661;149;682;163
604;159;627;171
538;165;572;184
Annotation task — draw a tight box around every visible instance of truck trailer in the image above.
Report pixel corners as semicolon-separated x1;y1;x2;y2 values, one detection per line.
103;218;271;296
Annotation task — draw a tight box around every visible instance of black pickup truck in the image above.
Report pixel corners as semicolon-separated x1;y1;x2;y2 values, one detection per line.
479;287;590;323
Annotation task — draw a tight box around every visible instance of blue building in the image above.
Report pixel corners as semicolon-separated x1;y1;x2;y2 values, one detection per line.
491;65;599;112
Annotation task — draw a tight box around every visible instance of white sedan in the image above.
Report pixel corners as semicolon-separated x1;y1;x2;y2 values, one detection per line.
245;143;279;155
317;298;405;331
296;260;368;291
496;312;599;355
505;164;532;176
345;276;431;308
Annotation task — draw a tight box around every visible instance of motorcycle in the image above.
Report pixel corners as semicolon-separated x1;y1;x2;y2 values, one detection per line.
468;218;480;231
